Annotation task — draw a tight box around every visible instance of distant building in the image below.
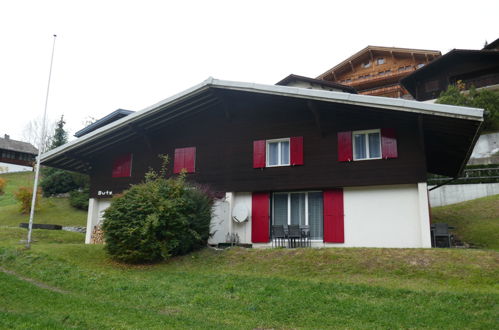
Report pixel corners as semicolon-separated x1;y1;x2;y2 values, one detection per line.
0;134;37;173
276;74;357;94
316;46;441;98
401;38;499;102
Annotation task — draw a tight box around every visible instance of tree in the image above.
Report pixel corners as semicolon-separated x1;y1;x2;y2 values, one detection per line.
41;115;89;197
22;116;56;153
436;83;499;132
50;115;68;149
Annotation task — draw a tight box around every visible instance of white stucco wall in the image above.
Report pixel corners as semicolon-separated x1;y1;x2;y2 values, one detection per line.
212;184;431;248
85;198;111;244
86;185;432;248
429;183;499;207
337;184;430;248
229;192;253;244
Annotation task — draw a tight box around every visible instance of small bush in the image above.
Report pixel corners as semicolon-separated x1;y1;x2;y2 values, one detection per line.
14;186;41;214
102;157;213;264
41;169;79;196
69;189;89;210
0;177;6;195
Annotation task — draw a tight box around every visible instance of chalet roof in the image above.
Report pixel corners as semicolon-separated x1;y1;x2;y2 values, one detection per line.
0;135;38;154
40;78;483;177
483;38;499;50
74;109;134;137
276;74;357;93
316;45;441;80
400;49;499;98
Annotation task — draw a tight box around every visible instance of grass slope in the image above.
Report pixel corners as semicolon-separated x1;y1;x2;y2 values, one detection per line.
0;173;498;328
432;194;499;249
0;171;34;207
0;171;87;229
0;230;498;329
0;222;499;329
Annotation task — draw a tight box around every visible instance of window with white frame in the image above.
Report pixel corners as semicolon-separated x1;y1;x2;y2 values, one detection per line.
376;58;385;65
353;129;381;160
266;138;290;167
273;191;323;240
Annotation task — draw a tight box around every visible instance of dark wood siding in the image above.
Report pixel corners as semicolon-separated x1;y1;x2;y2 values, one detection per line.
89;92;427;198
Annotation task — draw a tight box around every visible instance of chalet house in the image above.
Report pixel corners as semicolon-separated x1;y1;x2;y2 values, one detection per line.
0;134;37;171
316;46;441;98
40;78;483;248
401;39;499;102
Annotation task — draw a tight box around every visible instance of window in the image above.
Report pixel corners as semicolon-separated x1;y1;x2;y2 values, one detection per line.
416;63;425;69
266;139;290;167
362;61;371;68
254;137;303;168
353;129;381;160
173;147;196;173
112;153;132;178
272;191;323;240
376;58;385;65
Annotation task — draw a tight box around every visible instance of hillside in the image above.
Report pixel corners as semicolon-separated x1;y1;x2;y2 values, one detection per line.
431;194;499;249
0;171;87;239
0;241;498;328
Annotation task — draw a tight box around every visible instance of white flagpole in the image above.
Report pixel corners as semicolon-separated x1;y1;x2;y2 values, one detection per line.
26;34;57;249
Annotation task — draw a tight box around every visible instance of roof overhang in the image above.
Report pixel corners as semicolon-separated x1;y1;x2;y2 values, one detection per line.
41;78;483;177
401;49;499;98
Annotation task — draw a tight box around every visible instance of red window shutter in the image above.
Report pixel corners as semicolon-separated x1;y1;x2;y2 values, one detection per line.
381;128;398;159
290;136;304;165
251;192;270;243
174;147;196;173
184;147;196;173
337;131;352;162
253;140;266;168
112;153;132;178
173;148;184;174
323;189;344;243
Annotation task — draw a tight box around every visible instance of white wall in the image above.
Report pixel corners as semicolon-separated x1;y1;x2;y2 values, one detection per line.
229;192;252;244
0;162;33;173
85;198;111;244
337;184;430;248
429;183;499;207
470;132;499;159
208;199;230;245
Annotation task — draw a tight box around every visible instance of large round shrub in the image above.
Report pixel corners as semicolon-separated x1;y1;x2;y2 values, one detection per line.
102;173;213;264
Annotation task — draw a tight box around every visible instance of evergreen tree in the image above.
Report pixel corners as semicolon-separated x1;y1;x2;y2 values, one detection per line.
41;115;89;199
50;115;68;149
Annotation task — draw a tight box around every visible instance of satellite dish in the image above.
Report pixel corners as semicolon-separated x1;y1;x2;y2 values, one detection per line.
232;204;249;223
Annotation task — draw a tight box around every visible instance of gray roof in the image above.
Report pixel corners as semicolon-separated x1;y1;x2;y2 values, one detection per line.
74;109;134;137
0;135;38;154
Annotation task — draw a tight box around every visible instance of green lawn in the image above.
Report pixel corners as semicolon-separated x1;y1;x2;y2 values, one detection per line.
0;171;87;228
432;194;499;249
0;236;498;328
0;171;34;207
0;172;498;328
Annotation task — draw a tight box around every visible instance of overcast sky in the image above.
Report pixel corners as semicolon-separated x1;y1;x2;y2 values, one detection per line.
1;0;498;143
